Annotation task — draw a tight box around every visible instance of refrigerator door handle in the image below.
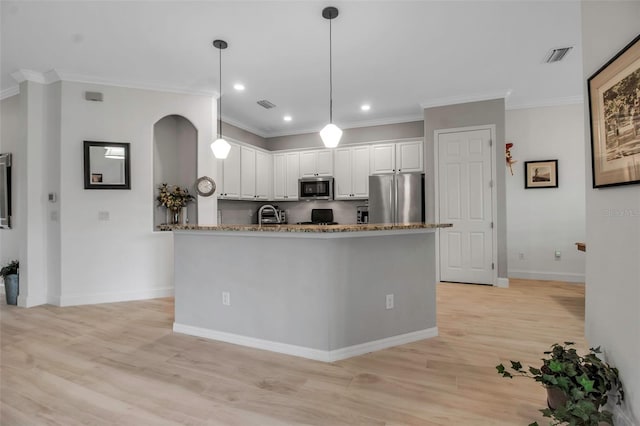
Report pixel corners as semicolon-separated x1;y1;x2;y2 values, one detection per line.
392;175;398;225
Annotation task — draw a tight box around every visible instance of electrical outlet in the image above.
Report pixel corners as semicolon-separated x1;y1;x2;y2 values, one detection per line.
222;291;231;306
554;250;561;260
386;294;394;310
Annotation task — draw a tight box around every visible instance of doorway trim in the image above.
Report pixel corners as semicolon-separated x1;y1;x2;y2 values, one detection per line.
433;124;498;286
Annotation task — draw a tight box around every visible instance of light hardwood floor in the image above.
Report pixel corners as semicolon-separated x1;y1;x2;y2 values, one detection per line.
1;279;586;425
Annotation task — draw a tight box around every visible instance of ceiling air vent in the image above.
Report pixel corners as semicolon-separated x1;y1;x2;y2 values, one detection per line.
257;99;276;109
544;47;573;63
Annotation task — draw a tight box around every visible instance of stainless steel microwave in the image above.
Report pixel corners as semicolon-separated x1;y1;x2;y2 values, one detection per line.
299;177;334;200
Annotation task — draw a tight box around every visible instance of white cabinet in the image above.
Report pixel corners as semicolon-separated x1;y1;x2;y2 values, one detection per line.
334;145;370;200
240;146;271;200
240;146;256;200
217;142;241;199
273;152;299;200
255;150;271;200
299;149;333;177
370;140;423;174
352;146;371;198
370;144;396;174
396;140;424;173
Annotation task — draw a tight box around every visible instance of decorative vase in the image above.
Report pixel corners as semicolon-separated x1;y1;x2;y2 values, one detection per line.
172;209;180;225
546;386;569;410
181;206;188;225
4;274;18;305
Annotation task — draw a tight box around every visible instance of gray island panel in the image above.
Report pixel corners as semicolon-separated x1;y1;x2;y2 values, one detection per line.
172;225;445;361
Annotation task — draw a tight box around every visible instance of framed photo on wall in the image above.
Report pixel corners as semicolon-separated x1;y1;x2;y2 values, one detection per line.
525;160;558;189
588;33;640;188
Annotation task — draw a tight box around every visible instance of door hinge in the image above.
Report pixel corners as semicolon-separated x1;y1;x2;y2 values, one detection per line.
491;262;495;270
489;180;494;188
490;221;494;229
489;139;493;147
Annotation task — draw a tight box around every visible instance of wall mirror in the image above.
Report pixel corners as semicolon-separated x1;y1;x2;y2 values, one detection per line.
0;153;12;228
84;141;131;189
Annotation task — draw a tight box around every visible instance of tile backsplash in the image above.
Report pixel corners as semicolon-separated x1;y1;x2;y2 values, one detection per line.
218;199;366;225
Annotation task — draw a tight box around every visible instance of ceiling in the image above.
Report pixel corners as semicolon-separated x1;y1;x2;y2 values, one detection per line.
0;1;583;138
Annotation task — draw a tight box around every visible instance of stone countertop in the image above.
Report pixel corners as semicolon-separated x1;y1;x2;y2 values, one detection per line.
159;223;452;233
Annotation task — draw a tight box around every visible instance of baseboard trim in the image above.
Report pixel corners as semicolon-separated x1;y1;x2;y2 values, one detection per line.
508;270;585;283
58;287;174;307
495;277;510;288
173;323;439;362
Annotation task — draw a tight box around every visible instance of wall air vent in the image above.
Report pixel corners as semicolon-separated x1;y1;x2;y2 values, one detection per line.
257;99;276;109
544;47;573;63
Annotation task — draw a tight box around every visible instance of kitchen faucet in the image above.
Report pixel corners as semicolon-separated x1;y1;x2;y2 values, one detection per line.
258;204;281;225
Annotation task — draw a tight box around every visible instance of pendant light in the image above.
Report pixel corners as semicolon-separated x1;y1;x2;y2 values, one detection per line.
319;6;342;148
211;39;231;159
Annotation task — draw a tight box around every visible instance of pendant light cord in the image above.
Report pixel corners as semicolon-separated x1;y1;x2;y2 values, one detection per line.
329;16;333;124
218;46;223;139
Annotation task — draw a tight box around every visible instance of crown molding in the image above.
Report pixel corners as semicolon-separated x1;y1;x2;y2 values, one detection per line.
54;70;217;97
262;113;425;139
220;114;269;139
9;68;216;98
420;91;509;109
505;95;583;110
0;86;19;100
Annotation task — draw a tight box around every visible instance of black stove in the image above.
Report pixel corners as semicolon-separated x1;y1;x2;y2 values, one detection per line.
296;208;338;226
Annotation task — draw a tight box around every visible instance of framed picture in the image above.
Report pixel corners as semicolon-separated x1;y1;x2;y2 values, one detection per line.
588;33;640;188
83;141;131;189
525;160;558;189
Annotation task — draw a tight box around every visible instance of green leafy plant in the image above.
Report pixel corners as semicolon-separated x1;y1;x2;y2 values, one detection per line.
497;342;624;426
0;260;19;279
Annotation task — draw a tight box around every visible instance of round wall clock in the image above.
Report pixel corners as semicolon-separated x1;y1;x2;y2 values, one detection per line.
195;176;216;197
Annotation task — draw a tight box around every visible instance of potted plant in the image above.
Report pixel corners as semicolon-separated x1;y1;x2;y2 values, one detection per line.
156;183;195;224
1;260;19;305
496;342;624;426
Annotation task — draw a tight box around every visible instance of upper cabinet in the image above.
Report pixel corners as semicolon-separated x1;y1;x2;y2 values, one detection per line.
370;140;423;174
255;150;271;200
273;152;299;200
216;139;422;203
334;145;370;200
299;149;333;177
217;142;241;199
396;140;424;173
240;146;271;200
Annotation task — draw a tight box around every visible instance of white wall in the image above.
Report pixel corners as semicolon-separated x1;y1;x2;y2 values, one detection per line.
582;2;640;425
55;81;214;306
506;104;586;282
0;95;20;267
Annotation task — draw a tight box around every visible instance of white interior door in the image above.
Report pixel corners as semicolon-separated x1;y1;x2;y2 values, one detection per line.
438;128;494;285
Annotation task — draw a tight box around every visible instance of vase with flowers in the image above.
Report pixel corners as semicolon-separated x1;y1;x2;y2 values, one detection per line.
157;183;195;225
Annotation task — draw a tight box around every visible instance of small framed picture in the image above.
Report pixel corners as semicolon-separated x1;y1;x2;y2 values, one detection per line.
525;160;558;189
91;173;103;183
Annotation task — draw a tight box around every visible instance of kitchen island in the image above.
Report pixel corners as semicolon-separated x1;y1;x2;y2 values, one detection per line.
169;223;451;362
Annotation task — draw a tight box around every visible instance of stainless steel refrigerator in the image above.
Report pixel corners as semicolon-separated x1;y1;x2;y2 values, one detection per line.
369;173;424;224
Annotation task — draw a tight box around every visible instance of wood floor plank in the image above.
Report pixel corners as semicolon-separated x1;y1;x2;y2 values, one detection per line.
1;279;587;425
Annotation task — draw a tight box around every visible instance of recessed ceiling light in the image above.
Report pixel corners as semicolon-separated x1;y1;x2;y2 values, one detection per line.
233;83;245;91
361;104;371;111
283;115;292;122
